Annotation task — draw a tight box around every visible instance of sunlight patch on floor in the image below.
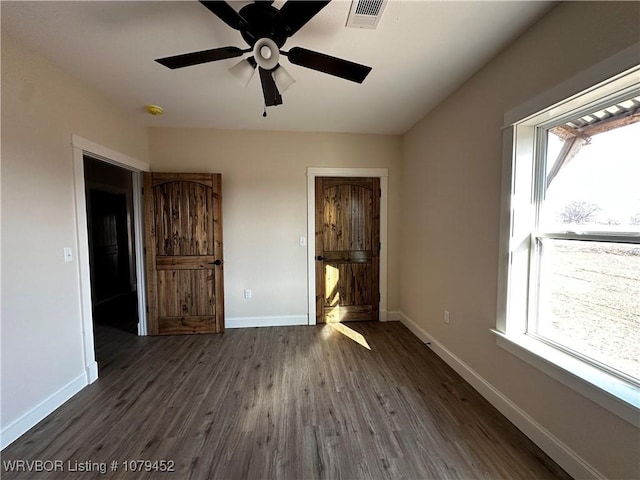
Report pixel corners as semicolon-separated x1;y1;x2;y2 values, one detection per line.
328;322;371;350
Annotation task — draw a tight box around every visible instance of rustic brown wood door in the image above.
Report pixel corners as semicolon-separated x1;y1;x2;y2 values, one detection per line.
143;173;224;335
315;177;380;323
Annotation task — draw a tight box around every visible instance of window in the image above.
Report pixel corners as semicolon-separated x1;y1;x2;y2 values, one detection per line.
534;110;640;382
496;65;640;424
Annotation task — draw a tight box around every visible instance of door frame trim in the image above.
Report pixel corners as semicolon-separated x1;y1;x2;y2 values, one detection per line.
306;167;389;325
71;135;149;383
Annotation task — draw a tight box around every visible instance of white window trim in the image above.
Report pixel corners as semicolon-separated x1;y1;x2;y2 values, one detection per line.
492;330;639;425
495;46;640;427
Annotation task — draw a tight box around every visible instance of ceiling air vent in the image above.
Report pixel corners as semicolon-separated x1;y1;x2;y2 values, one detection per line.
346;0;387;29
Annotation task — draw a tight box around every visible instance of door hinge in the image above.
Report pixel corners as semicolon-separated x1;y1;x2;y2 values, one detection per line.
379;188;382;197
146;305;149;313
141;187;144;195
379;241;382;252
143;247;147;255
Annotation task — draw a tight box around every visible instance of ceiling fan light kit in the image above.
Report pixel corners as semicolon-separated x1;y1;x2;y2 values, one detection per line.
155;0;372;114
253;37;279;70
229;58;257;87
273;65;296;93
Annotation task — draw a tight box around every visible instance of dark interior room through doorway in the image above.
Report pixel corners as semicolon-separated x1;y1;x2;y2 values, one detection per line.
84;156;139;356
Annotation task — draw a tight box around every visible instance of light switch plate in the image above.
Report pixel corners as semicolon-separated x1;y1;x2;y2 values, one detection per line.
64;247;73;262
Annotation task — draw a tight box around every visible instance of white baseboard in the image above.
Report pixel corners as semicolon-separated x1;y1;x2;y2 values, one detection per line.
86;361;98;384
1;373;88;450
387;311;402;322
397;312;604;480
227;312;398;328
226;315;308;329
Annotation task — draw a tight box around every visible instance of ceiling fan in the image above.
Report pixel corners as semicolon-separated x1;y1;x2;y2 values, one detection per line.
155;1;372;112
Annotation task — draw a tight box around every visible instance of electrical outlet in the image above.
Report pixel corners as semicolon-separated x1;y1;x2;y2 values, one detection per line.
244;289;252;299
444;310;450;324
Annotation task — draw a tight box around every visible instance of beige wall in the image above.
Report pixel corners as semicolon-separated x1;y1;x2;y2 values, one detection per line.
149;129;401;321
1;34;148;432
2;2;638;476
399;2;640;479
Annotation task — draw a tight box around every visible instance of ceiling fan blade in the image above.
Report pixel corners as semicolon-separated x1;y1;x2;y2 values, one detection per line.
199;1;247;30
156;46;244;70
286;47;372;83
259;67;283;107
275;1;331;37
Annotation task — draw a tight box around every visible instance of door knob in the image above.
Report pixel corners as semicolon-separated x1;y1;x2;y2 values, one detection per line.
316;255;324;261
213;259;223;266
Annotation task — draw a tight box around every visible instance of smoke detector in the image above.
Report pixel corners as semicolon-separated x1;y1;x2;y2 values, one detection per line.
145;105;164;116
346;0;388;29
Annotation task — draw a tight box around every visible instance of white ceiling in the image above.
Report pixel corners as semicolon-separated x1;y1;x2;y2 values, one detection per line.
1;1;554;135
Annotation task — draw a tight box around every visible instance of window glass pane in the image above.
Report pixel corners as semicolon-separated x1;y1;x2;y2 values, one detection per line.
540;116;640;232
535;239;640;380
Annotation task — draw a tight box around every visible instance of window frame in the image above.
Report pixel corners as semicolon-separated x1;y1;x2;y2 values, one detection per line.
495;59;640;427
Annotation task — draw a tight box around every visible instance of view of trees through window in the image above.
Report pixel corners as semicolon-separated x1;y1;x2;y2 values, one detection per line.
534;118;640;381
542;121;640;230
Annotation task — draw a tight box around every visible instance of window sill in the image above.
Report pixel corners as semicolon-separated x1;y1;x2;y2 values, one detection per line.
492;329;640;427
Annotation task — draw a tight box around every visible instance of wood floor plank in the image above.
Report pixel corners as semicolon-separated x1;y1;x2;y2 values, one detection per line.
1;322;572;479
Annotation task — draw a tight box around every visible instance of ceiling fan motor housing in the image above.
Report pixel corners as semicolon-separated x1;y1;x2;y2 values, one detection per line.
239;2;287;49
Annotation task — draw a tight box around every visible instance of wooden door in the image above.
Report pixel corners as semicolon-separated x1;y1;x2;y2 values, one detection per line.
144;173;224;335
315;177;380;323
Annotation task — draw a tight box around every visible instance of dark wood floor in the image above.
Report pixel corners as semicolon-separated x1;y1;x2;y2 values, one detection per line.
2;322;571;480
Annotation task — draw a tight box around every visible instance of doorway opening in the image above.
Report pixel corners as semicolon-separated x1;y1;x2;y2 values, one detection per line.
72;135;149;384
84;156;139;364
